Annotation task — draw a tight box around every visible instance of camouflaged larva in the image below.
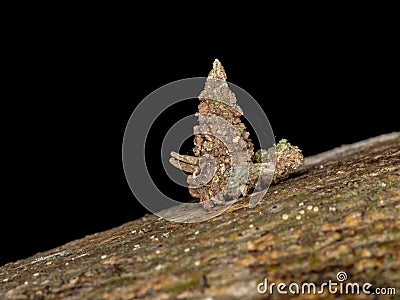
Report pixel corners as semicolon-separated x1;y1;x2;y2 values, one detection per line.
170;59;304;210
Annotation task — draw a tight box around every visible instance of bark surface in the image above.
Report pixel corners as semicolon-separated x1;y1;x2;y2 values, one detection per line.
1;133;399;299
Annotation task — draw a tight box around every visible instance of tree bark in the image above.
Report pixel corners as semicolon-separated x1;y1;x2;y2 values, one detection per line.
1;132;399;299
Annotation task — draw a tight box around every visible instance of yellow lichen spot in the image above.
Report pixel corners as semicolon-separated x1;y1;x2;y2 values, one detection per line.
360;248;372;258
344;211;362;227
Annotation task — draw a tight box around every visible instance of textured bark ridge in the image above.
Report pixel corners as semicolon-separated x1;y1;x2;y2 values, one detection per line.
1;133;399;299
169;59;304;210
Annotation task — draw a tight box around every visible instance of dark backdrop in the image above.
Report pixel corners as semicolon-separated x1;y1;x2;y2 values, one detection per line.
2;30;398;266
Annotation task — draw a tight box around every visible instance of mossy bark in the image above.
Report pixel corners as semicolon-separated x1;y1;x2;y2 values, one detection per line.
1;133;399;299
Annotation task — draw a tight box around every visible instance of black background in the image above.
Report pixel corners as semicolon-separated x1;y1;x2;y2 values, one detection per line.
2;27;398;266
